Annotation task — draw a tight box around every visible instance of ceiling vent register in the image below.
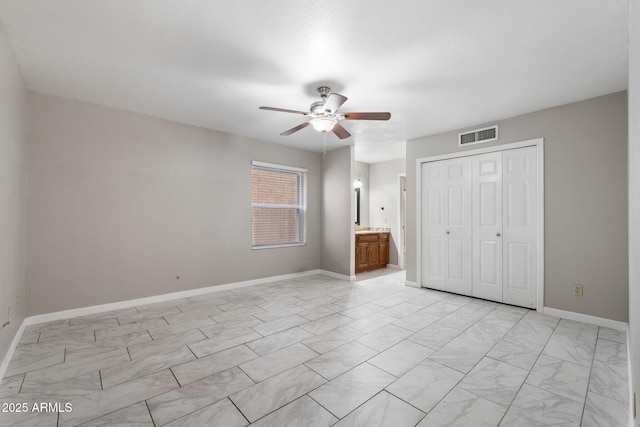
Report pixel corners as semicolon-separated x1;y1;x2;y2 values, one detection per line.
459;125;498;146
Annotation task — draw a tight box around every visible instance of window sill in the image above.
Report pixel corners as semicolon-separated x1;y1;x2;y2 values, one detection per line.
252;243;306;250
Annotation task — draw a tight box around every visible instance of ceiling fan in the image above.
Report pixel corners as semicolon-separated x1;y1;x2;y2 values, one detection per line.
259;86;391;139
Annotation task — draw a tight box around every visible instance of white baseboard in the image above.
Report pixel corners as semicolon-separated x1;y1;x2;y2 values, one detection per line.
405;280;419;288
385;264;400;270
542;307;629;331
0;319;27;382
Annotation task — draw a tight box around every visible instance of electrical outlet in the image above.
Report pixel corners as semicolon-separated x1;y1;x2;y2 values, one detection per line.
572;284;583;296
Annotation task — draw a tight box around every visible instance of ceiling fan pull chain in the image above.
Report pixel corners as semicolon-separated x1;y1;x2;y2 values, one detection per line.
323;133;327;159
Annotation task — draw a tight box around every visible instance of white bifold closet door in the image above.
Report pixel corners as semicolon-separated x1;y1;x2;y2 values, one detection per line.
471;152;503;302
421;157;472;295
422;146;538;308
500;146;538;308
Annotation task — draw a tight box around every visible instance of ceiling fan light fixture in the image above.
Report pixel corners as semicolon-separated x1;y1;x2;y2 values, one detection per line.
311;116;337;133
260;87;390;139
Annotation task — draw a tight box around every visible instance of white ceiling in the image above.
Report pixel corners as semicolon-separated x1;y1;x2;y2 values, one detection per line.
0;0;628;163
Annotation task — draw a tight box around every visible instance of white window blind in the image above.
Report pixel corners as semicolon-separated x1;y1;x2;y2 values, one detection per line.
251;161;307;249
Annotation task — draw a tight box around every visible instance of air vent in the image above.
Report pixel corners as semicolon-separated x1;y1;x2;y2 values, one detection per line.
459;125;498;146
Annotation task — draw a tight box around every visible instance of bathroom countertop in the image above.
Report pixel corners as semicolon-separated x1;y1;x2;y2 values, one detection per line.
355;228;391;235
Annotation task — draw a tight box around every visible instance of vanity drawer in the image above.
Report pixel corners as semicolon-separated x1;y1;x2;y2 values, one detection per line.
356;234;379;242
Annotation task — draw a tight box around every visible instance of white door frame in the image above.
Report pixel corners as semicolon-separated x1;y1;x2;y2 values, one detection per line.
416;138;545;311
397;173;407;270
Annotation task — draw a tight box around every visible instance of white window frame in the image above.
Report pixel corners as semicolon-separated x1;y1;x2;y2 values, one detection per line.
251;161;307;249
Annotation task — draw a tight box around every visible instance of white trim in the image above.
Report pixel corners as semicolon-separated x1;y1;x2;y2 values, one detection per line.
0;319;27;382
417;138;543;164
542;307;629;331
628;334;634;427
415;157;423;292
23;269;344;327
415;138;544;310
397;173;407;271
386;264;400;270
405;280;419;288
251;242;306;250
251;160;307;173
536;142;545;311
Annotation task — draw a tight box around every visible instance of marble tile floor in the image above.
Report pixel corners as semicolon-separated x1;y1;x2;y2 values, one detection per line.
0;272;629;426
354;267;403;281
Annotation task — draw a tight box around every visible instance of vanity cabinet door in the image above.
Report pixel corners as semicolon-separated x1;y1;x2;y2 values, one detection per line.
378;238;389;267
357;241;369;270
368;241;379;266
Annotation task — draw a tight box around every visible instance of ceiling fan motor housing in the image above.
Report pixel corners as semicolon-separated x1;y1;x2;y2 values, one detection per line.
311;87;333;115
310;101;326;115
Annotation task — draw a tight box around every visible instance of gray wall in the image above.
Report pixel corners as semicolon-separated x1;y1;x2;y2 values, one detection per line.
354;161;370;227
26;92;323;315
320;146;354;276
407;91;628;322
628;0;640;423
369;159;406;267
0;22;27;360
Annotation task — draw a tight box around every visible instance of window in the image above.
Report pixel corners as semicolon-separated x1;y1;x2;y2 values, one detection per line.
251;161;307;249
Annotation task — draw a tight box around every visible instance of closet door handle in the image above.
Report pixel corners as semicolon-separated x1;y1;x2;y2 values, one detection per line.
446;231;450;235
496;233;501;237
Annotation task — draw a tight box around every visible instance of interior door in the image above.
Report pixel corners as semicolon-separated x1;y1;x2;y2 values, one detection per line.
421;161;447;290
421;158;472;293
443;158;473;295
502;146;537;308
472;152;503;301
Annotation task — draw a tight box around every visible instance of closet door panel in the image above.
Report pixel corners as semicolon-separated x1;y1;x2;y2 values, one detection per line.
427;238;444;281
444;158;472;295
479;241;499;284
479;182;499;227
448;185;466;227
506;181;529;227
502;147;538;308
448;239;464;279
421;162;446;290
506;242;529;290
472;152;503;302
